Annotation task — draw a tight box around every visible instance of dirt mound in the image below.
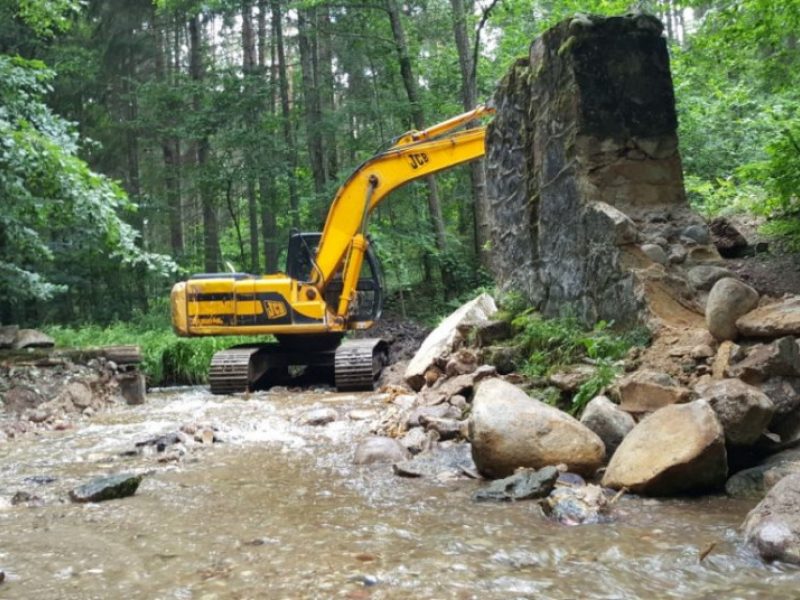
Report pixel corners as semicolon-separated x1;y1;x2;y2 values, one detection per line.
354;313;430;364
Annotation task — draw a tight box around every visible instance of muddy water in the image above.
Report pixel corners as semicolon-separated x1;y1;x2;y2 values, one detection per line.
0;388;798;599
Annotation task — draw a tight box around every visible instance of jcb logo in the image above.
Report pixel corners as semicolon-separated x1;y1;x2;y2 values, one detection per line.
408;152;429;169
264;300;288;319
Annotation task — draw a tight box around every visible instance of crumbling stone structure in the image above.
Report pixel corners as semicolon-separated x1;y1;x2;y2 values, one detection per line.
486;13;711;328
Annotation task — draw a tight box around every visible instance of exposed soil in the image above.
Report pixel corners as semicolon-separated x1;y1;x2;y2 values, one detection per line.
725;253;800;299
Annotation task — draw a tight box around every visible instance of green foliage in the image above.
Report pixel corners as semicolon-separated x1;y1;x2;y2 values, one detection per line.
0;54;175;313
45;301;254;386
508;310;648;414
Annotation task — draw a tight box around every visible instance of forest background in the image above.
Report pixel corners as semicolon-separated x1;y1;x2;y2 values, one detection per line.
1;0;798;382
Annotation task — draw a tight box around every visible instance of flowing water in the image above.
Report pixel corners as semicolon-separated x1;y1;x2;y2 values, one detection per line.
1;387;798;599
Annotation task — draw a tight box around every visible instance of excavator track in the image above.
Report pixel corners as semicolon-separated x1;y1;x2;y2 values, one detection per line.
335;338;388;392
207;338;388;395
208;346;264;395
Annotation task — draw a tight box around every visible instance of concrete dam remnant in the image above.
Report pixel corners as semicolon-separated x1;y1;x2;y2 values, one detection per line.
486;13;712;329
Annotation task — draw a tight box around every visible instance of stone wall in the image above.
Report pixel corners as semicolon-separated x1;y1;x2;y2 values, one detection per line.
486;13;712;328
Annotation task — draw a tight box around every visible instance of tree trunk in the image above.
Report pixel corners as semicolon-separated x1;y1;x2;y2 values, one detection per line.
189;14;219;273
259;0;279;272
298;7;327;203
242;0;260;273
155;9;184;258
271;0;300;229
450;0;489;267
385;0;449;282
318;5;338;182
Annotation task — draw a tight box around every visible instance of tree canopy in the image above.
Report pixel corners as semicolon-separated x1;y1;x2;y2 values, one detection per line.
1;0;798;324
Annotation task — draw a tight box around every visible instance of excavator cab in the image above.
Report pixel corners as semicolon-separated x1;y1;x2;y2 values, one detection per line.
286;232;384;326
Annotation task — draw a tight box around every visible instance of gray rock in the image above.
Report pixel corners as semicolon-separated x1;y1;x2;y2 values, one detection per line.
587;201;639;246
399;427;435;455
729;337;800;384
706;278;759;341
682;224;711;245
419;415;463;440
393;443;475;479
0;325;19;349
695;379;774;446
544;484;611;525
744;472;800;563
602;400;728;495
406;404;460;428
688;265;736;292
579;395;635;457
13;329;55;350
69;473;143;503
473;466;559;502
353;437;409;465
300;407;338;426
641;243;668;265
762;377;800;416
726;454;800;500
469;378;605;479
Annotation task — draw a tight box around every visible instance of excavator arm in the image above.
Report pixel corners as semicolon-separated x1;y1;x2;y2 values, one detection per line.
312;105;494;319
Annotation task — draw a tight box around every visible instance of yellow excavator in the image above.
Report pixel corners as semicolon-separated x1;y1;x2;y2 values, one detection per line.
170;105;494;393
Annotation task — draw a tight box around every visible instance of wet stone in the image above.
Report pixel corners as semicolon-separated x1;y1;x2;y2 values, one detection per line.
472;466;559;502
544;484;612;526
301;407;338;426
353;437;409;465
69;473;143;503
393;443;475;479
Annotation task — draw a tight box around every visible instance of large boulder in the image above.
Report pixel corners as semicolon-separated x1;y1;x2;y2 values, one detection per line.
728;337;800;384
615;369;690;413
744;472;800;564
602;400;727;495
737;296;800;338
468;378;605;479
579;395;635;457
705;278;759;341
695;379;774;446
404;293;497;391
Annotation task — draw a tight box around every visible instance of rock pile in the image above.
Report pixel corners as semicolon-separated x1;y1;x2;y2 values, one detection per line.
0;334;146;440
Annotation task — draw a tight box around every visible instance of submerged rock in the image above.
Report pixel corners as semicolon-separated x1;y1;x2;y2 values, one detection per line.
544;484;611;526
393;443;476;479
472;466;559;502
744;472;800;564
300;407;338;426
69;473;143;503
353;437;409;465
602;400;727;495
469;378;605;479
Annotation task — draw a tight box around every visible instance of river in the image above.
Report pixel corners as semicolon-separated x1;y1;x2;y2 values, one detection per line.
0;387;797;599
